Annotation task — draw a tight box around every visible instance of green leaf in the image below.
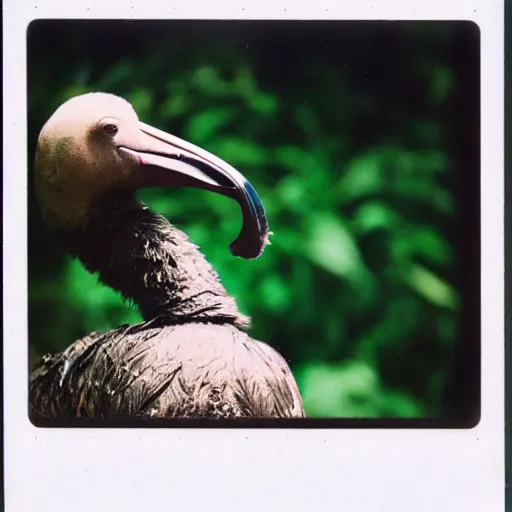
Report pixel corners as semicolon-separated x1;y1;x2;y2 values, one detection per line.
210;137;267;166
296;361;380;418
430;65;454;105
185;108;234;144
250;92;278;115
259;274;292;313
409;227;453;266
352;201;402;234
273;145;326;179
380;389;423;417
161;85;191;118
273;175;308;212
402;263;459;311
192;66;229;96
303;213;365;280
125;88;154;118
338;153;384;201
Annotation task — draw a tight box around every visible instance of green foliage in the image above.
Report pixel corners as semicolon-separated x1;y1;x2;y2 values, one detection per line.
28;23;462;418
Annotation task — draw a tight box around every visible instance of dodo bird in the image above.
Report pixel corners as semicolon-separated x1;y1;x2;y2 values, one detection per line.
30;92;305;420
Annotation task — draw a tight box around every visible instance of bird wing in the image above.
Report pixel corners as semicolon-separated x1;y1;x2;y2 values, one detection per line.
30;322;179;419
29;330;107;418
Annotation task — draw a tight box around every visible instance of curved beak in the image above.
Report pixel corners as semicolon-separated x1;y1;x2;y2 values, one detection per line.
120;122;270;259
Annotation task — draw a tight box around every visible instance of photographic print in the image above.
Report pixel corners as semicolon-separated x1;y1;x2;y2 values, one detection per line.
27;20;480;426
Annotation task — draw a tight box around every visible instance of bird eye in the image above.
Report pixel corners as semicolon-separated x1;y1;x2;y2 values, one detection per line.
103;124;118;135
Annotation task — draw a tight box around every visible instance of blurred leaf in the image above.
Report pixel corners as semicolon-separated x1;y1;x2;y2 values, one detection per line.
430;65;454;105
296;106;319;137
259;274;291;313
126;88;154;118
233;67;257;97
296;360;379;418
274;146;311;173
391;226;453;268
409;227;454;266
161;87;192;118
303;213;366;281
274;175;309;213
60;84;91;103
211;137;267;166
380;389;423;417
250;92;278;115
192;66;230;96
352;201;402;234
338;153;384;201
185;107;235;144
401;263;459;311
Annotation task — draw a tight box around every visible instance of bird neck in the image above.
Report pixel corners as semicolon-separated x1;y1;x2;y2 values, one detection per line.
56;195;250;330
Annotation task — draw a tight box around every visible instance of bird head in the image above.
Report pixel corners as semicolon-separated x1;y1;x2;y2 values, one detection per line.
34;92;270;259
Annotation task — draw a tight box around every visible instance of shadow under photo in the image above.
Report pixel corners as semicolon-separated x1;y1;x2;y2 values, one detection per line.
27;20;480;428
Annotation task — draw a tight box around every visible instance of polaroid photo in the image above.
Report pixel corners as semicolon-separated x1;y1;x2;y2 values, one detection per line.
3;1;504;511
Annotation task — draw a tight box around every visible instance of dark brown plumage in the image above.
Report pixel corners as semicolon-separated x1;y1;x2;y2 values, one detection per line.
30;92;305;420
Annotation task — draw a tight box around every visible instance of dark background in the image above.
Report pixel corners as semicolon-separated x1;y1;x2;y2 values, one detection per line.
27;20;480;422
506;3;511;511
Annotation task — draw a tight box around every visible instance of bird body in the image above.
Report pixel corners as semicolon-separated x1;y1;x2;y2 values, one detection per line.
31;322;304;419
30;93;305;420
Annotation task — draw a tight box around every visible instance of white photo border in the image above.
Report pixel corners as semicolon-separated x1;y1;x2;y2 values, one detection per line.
3;1;504;511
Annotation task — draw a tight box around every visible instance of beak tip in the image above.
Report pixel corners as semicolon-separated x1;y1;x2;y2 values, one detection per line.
229;229;272;260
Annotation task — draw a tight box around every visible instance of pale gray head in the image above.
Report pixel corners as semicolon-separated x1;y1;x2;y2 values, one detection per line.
35;92;270;259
